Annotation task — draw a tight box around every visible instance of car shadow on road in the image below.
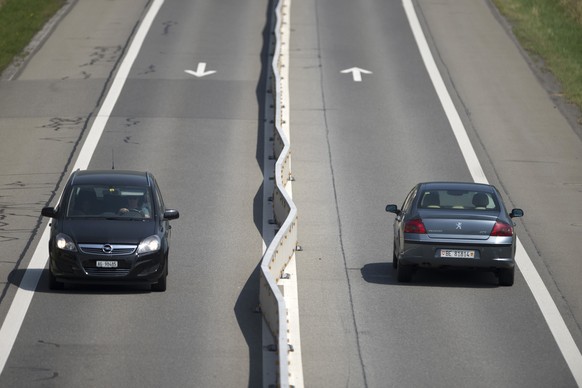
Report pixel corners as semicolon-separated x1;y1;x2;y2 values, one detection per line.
361;262;500;288
9;268;151;294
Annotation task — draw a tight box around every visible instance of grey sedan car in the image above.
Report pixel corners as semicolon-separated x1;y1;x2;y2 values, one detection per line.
386;182;523;286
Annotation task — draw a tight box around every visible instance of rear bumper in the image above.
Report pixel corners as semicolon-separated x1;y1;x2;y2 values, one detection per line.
399;240;515;270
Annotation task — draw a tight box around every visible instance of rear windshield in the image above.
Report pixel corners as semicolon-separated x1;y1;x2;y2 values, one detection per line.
65;184;153;219
418;189;499;211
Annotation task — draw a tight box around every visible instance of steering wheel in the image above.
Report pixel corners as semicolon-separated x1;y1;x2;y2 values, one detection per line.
119;209;144;217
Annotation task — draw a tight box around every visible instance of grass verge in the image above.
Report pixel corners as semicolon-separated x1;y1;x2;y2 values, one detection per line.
0;0;65;73
492;0;582;113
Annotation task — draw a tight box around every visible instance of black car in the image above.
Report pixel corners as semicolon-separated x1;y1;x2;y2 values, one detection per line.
386;182;523;286
42;170;179;291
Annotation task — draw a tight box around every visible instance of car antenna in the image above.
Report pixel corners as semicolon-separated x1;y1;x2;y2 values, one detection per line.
111;149;115;170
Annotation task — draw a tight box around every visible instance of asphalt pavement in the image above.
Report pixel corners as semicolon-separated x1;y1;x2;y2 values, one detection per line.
0;0;271;386
0;0;580;386
290;0;581;386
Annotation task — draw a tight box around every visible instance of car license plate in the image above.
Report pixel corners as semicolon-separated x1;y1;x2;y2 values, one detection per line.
440;249;476;259
96;260;118;268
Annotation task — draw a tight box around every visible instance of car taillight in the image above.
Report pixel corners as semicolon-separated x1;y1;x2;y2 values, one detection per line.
491;220;513;236
404;218;427;234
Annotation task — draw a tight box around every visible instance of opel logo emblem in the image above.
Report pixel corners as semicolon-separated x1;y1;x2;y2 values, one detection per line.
102;244;113;254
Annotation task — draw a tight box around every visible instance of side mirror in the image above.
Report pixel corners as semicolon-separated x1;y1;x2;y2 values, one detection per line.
385;204;400;214
41;207;57;218
163;209;180;220
510;208;524;218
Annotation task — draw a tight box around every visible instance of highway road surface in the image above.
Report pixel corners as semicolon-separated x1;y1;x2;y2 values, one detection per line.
0;0;581;387
291;0;582;386
0;0;270;386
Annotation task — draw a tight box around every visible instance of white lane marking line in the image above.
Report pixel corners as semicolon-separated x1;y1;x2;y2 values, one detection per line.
402;1;487;185
514;240;582;384
402;0;582;385
0;229;50;372
73;0;165;172
281;252;304;387
0;0;165;374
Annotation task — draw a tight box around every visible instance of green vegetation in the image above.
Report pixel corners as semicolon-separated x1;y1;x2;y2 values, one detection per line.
492;0;582;111
0;0;65;73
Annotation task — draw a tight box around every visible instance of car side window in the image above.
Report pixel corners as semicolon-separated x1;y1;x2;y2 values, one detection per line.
401;187;417;213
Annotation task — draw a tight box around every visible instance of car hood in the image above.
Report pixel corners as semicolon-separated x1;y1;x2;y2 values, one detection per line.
61;219;156;244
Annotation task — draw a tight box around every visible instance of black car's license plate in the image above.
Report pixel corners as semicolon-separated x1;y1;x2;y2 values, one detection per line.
96;260;118;268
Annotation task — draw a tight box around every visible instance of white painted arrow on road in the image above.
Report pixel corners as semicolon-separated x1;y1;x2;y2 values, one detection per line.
341;67;372;82
185;62;216;78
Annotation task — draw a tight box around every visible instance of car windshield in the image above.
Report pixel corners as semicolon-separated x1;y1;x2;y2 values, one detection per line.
65;184;153;219
418;189;499;211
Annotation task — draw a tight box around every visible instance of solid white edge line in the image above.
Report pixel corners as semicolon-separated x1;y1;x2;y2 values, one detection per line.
402;0;582;385
73;0;165;172
403;0;487;185
277;0;304;384
0;229;50;373
0;0;165;375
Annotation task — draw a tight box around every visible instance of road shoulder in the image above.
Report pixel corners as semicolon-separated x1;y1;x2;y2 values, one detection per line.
416;0;582;346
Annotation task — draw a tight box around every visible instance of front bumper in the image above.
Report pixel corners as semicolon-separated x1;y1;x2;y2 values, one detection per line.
49;247;166;285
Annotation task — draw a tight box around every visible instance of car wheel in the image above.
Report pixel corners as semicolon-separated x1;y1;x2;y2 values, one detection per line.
48;270;64;290
151;266;167;292
498;268;514;286
392;248;398;269
397;263;413;283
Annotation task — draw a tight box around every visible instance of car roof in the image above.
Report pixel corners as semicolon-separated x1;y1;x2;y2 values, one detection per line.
419;181;495;192
69;170;151;186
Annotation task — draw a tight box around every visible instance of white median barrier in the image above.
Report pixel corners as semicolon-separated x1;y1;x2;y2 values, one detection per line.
260;0;303;387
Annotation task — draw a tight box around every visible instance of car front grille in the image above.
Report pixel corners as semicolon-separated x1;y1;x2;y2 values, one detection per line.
78;244;137;255
85;268;131;277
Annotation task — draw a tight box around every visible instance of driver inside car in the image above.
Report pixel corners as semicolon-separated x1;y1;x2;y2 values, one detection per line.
118;195;150;217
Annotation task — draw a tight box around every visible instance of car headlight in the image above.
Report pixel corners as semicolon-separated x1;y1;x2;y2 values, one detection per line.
138;235;161;254
56;233;77;252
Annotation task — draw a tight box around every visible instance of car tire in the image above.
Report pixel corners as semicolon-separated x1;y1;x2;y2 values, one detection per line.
151;266;167;292
498;268;514;286
392;248;398;269
397;263;413;283
48;270;64;290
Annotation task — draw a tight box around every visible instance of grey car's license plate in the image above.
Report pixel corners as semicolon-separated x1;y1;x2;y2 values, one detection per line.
440;249;475;259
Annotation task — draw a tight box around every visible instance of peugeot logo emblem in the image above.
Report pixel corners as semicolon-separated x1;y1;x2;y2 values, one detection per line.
456;222;462;230
102;244;113;254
